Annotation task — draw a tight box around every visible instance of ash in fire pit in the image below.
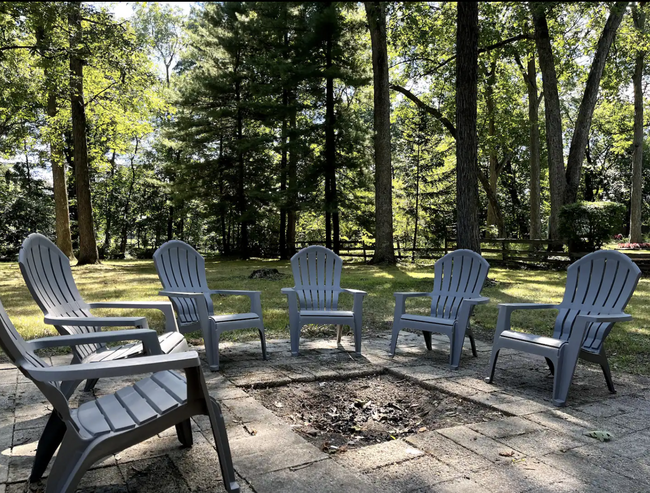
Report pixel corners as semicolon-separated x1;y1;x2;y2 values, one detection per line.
250;373;503;451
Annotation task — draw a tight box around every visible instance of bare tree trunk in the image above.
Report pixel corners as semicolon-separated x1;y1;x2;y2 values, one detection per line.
630;6;645;243
325;27;336;252
532;5;565;241
485;58;504;237
564;2;628;203
48;87;75;261
280;91;288;259
456;2;481;253
69;2;99;265
527;55;542;240
119;139;139;258
287;98;297;256
412;143;420;262
365;1;396;264
101;151;116;258
235;81;248;259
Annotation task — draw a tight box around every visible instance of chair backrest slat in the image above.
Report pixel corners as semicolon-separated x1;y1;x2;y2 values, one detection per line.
430;250;489;320
19;234;100;359
290;246;343;310
154;241;213;326
554;250;641;351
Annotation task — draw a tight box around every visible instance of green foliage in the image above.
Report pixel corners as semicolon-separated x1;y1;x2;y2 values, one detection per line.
559;201;626;252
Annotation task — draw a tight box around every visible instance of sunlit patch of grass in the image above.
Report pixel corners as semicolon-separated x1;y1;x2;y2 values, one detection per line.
0;260;649;374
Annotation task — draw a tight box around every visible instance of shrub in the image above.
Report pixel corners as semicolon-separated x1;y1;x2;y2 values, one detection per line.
559;201;626;253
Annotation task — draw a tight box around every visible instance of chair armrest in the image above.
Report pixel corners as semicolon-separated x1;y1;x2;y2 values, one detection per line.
209;290;261;296
461;296;490;306
44;315;148;328
281;288;297;295
29;351;201;382
495;303;559;338
27;329;162;355
341;288;367;296
210;290;262;316
393;292;431;298
158;290;204;298
281;288;299;315
88;301;178;333
576;313;632;324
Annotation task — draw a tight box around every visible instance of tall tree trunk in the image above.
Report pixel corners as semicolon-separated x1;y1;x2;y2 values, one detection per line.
485;59;504;237
324;20;337;253
287;97;298;256
412;142;420;262
69;2;99;265
48;85;75;261
37;19;75;261
630;6;645;243
526;55;542;240
532;5;565;241
101;151;116;258
119;139;139;258
365;1;396;264
236;81;248;259
455;2;481;253
564;2;628;203
280;91;289;259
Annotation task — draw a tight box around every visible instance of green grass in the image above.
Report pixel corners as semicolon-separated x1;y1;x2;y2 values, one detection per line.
0;259;648;375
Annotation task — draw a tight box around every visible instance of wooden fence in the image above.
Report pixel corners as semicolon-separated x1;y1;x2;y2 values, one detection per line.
290;239;650;271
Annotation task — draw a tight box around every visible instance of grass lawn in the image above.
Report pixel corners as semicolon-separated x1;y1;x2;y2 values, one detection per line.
0;258;648;375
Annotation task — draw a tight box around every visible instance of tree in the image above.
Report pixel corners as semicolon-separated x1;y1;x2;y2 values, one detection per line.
69;2;99;264
532;2;628;240
630;5;645;243
365;1;395;264
455;2;480;252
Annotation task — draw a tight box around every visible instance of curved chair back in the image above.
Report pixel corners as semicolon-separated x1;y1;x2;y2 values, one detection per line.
430;249;490;320
554;250;641;352
290;246;343;310
153;241;213;329
19;234;99;360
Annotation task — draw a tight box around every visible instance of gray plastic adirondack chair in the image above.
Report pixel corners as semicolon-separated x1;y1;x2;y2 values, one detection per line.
153;240;266;371
485;250;641;407
0;299;239;493
390;249;490;369
19;233;188;391
282;246;367;356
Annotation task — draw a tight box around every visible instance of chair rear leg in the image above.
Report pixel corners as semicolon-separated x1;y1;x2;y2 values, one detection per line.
545;357;555;376
83;379;98;392
423;331;432;351
484;347;500;384
258;328;267;361
207;398;240;493
468;330;477;357
598;350;616;394
175;419;193;447
30;411;66;482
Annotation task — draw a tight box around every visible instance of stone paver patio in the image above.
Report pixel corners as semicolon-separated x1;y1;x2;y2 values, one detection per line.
2;330;650;492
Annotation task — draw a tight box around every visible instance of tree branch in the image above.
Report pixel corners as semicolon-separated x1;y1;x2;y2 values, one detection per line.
84;80;120;107
390;84;457;139
425;33;533;75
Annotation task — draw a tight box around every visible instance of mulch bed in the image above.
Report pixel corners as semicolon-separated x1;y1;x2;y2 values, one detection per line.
250;373;504;452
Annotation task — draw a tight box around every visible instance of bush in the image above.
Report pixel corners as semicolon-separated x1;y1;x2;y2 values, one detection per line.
559;201;626;253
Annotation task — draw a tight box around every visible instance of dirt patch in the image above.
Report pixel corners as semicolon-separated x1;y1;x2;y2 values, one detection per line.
249;373;505;452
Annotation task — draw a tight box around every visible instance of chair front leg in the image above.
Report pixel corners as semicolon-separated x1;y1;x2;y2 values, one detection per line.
390;295;408;356
552;332;585;407
352;293;364;355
